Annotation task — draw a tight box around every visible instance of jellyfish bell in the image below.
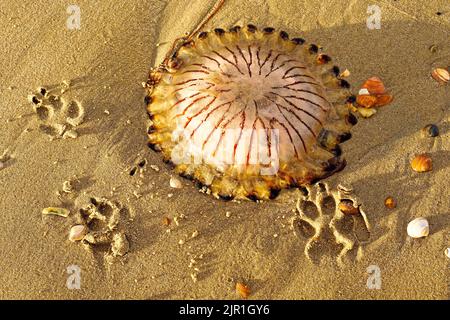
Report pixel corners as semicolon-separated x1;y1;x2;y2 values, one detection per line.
145;25;356;200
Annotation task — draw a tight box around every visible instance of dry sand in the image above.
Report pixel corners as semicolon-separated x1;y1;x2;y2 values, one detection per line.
0;0;449;299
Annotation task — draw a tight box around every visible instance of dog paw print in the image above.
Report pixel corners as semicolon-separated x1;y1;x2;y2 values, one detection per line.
292;183;370;266
28;86;85;139
76;197;130;260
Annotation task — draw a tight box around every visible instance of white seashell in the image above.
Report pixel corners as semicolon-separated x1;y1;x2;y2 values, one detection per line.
407;217;429;238
445;248;450;259
170;176;183;188
69;225;86;242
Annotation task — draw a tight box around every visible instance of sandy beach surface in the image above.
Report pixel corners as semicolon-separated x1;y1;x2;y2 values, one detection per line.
0;0;449;299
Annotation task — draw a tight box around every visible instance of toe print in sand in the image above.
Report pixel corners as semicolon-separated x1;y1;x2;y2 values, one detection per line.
28;85;85;140
292;183;370;266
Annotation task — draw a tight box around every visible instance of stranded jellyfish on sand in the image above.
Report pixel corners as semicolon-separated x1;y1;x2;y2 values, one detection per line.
144;24;356;200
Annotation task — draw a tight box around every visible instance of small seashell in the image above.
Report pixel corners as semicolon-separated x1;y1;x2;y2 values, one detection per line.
374;94;393;107
407;217;429;238
169;176;183;189
42;207;70;217
69;225;86;242
339;69;351;78
445;248;450;259
421;124;439;138
162;216;171;226
361;76;386;95
384;196;396;209
356;94;377;108
431;68;449;84
411;154;432;172
236;282;251;299
338;199;359;215
357;107;377;118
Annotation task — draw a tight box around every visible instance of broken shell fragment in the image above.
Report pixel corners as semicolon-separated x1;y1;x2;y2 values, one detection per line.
422;124;439;138
338;199;359;215
69;225;86;242
407;217;429;238
384;196;397;209
445;248;450;259
431;68;449;84
357;107;377;118
411;154;432;172
42;207;70;217
362;76;386;95
236;282;251;299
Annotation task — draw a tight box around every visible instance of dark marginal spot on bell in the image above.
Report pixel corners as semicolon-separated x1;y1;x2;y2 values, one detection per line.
263;27;275;34
144;95;152;105
247;194;259;202
291;38;305;45
219;194;234;201
309;44;319;53
318;54;331;64
90;198;98;205
194;181;206;189
230;26;241;33
338;132;352;143
147;142;161;152
332;66;340;76
346;113;358;125
147;111;154;120
339;79;350;88
269;188;281;199
39;87;47;96
179;172;194;180
163;159;175;169
181;40;194;47
247;24;257;33
346;95;356;103
147;125;156;134
198;31;208;39
331;145;342;157
279;31;289;40
214;28;225;36
129;167;137;176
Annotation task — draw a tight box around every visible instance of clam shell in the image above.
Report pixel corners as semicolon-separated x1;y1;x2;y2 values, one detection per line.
338;199;359;215
431;68;449;84
169;176;183;189
69;225;86;242
362;76;386;95
356;94;377;108
407;217;429;238
411;154;432;172
236;282;251;299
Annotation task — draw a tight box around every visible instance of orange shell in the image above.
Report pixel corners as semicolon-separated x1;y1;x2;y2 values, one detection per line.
338;199;359;215
411;154;432;172
374;94;393;107
362;76;386;95
356;94;377;108
431;68;449;84
236;282;250;299
384;196;396;209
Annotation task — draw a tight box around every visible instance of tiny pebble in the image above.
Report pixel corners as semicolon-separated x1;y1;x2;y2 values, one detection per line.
191;230;199;238
422;124;439;138
178;239;185;245
225;211;231;218
150;164;160;172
